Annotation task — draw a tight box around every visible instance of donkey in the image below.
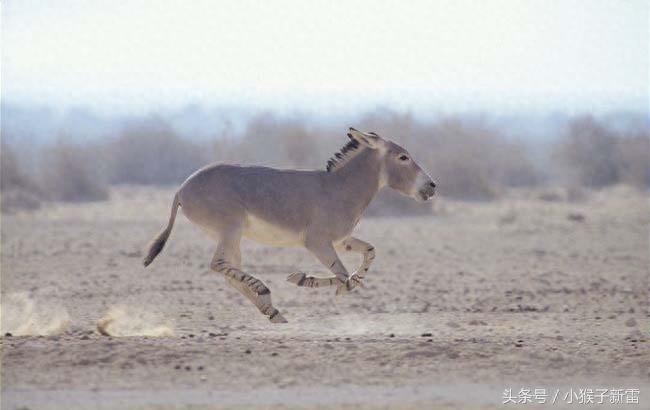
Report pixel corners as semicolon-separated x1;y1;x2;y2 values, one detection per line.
143;128;436;323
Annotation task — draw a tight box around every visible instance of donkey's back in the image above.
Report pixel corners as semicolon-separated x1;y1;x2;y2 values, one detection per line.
178;164;324;243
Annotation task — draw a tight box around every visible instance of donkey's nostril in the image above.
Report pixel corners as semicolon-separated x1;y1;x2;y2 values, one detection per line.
429;182;436;188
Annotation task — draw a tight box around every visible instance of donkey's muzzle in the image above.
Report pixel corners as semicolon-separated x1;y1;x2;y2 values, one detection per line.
418;181;436;201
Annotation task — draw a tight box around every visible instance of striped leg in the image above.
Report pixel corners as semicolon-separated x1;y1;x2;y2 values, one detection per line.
285;273;339;288
287;242;348;291
287;237;375;292
211;239;287;323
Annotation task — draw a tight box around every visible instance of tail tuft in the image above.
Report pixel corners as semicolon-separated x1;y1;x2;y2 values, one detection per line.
142;192;180;267
143;229;170;267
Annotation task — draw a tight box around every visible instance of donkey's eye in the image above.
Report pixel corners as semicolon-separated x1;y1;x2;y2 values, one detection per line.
398;155;409;161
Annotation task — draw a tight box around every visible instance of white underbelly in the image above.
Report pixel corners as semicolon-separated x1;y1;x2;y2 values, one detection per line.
242;214;304;247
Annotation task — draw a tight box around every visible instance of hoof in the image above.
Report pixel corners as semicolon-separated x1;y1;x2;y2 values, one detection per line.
286;272;306;286
335;273;362;296
269;311;288;323
335;284;350;296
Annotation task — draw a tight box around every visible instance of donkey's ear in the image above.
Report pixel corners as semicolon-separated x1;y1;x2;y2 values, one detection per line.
347;127;383;149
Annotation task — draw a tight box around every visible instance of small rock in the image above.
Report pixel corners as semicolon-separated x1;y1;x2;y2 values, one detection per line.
197;365;204;371
271;352;278;356
4;332;12;337
185;365;192;371
625;318;637;327
567;213;585;222
174;365;181;370
245;349;251;354
421;332;432;337
389;333;395;338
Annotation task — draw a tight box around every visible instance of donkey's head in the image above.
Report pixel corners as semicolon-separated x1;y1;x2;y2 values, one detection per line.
347;128;436;201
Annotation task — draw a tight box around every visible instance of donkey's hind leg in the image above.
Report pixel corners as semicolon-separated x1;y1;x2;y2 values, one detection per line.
211;233;287;323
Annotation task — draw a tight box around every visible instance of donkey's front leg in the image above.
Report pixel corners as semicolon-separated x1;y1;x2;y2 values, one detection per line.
341;237;376;281
287;240;348;289
287;237;373;290
287;241;358;295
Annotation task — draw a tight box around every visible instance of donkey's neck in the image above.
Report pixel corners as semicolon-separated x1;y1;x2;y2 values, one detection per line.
326;149;383;216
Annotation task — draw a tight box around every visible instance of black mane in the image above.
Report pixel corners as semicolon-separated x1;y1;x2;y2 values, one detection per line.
326;139;361;172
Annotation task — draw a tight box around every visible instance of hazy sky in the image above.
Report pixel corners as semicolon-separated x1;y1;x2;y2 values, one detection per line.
2;0;648;115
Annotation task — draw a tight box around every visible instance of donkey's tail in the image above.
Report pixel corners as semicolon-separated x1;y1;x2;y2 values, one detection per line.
143;192;180;267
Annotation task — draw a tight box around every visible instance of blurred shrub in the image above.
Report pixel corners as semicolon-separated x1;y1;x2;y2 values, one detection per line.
554;116;619;188
554;116;650;189
615;133;650;188
424;120;501;200
214;113;323;169
1;143;38;192
1;143;42;211
106;117;212;185
40;138;109;202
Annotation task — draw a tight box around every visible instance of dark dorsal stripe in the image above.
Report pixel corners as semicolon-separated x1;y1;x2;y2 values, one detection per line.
326;139;361;172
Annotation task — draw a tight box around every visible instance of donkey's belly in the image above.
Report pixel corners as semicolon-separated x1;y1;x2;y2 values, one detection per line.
242;213;304;247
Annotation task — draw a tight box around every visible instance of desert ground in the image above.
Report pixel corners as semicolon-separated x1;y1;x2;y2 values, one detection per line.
1;185;648;409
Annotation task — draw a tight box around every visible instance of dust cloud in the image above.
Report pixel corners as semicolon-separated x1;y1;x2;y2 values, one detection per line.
96;305;174;337
0;292;71;336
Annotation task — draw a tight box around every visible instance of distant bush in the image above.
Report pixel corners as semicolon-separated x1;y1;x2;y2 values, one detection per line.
0;143;42;211
1;143;38;192
40;139;109;202
554;116;650;189
105;117;212;185
616;134;650;188
214;113;323;169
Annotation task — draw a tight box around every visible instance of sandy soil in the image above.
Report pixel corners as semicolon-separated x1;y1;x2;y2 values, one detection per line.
1;185;648;409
